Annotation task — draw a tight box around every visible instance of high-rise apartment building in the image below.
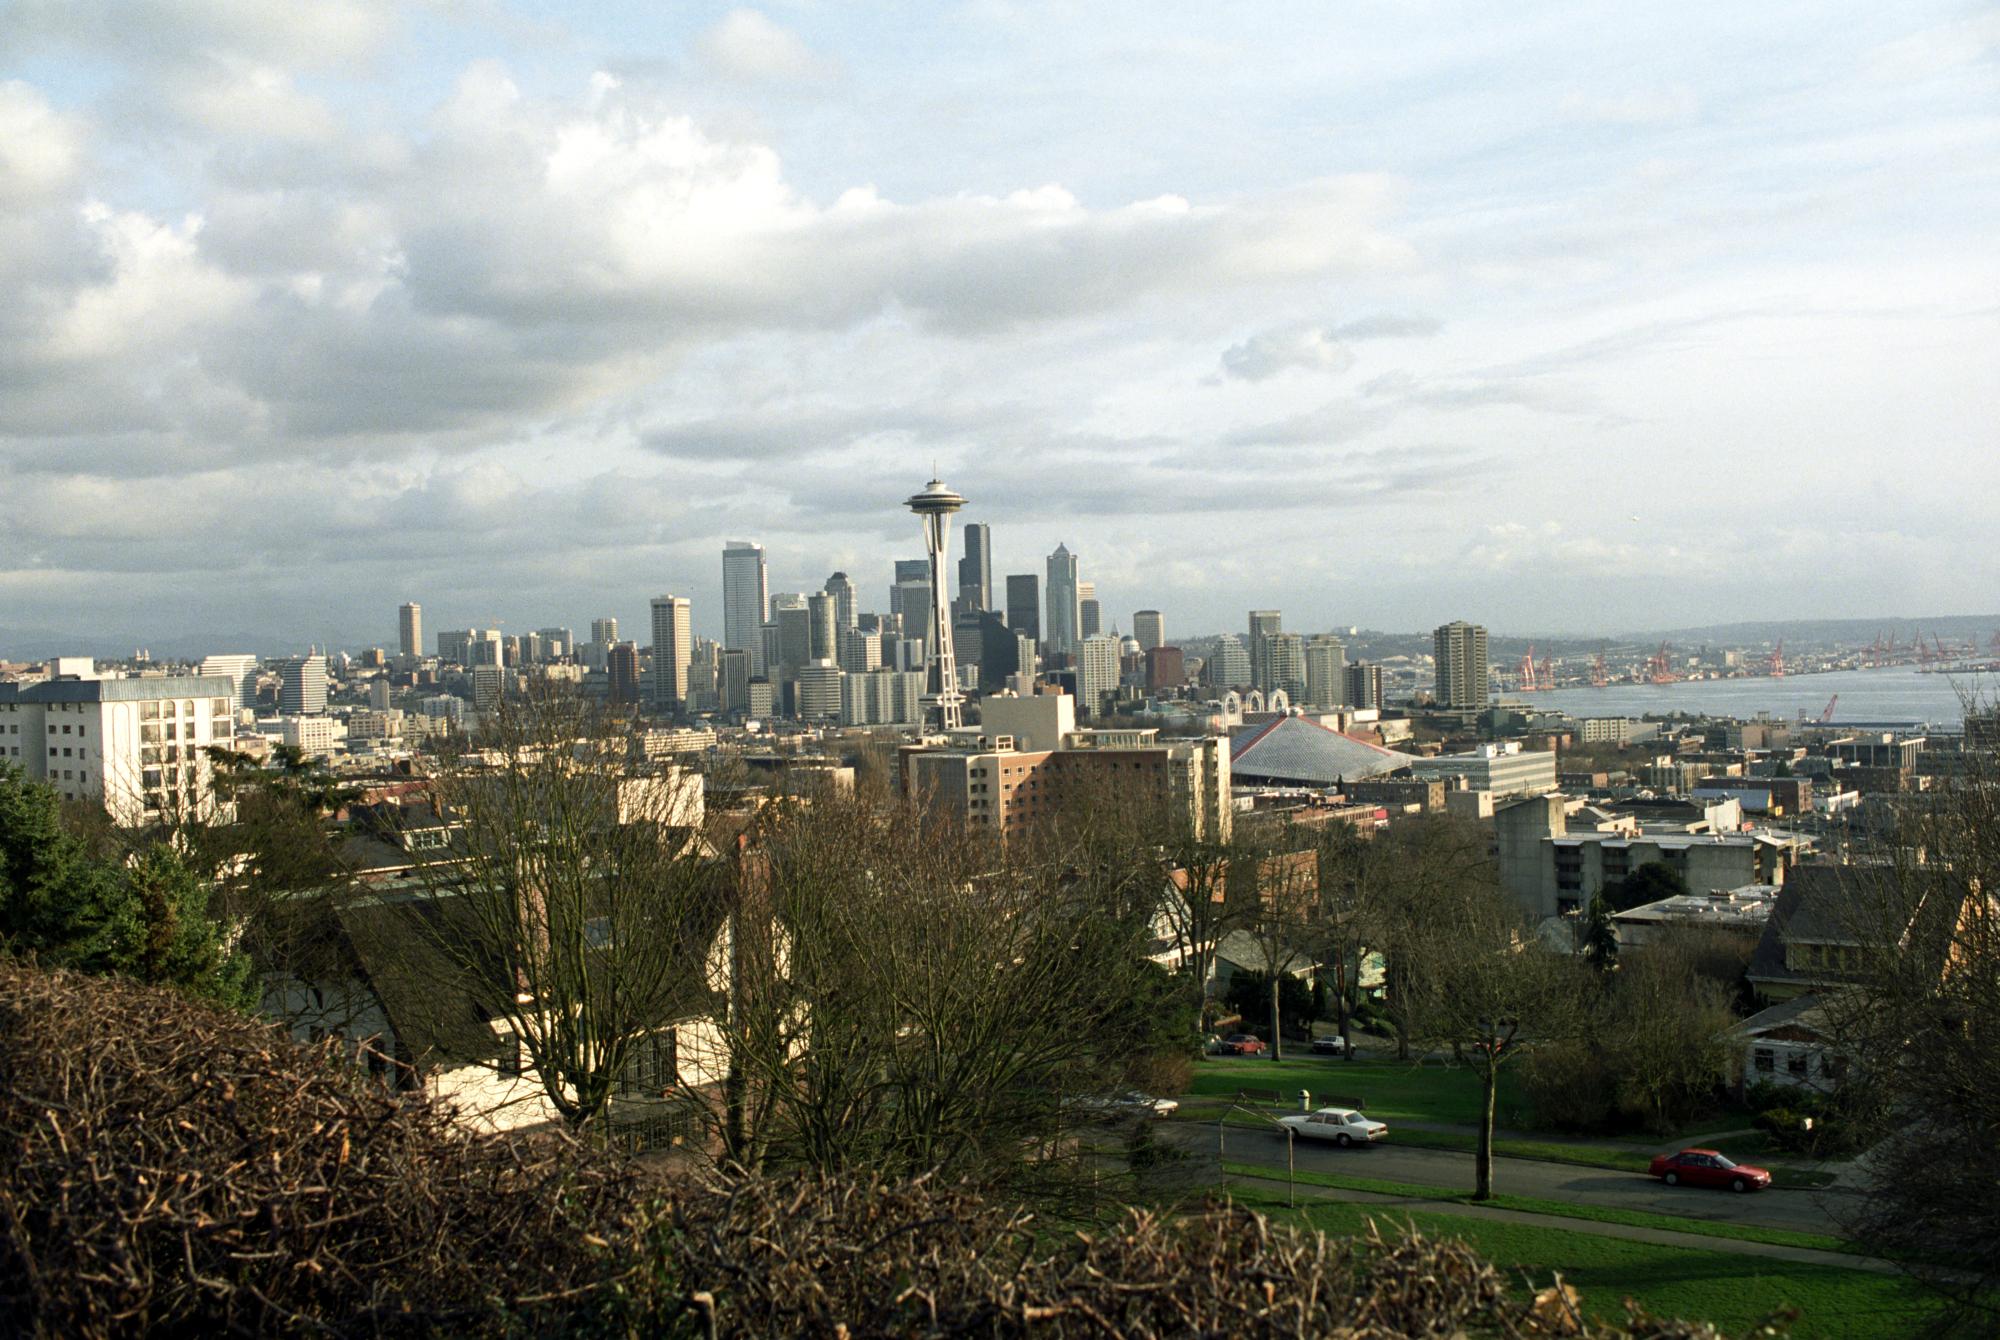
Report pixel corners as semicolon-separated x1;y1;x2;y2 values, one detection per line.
722;542;769;669
1078;634;1122;718
1269;632;1307;703
274;654;328;715
1208;634;1251;689
823;572;857;630
398;603;422;660
794;660;844;721
1433;620;1490;709
1133;610;1165;653
1045;545;1081;657
1346;662;1384;711
957;522;992;612
1005;574;1040;644
198;654;259;708
839;624;884;675
1305;636;1348;709
650;595;693;712
590;616;619;645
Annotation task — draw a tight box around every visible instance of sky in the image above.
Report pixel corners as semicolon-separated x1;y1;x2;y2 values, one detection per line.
2;1;1996;657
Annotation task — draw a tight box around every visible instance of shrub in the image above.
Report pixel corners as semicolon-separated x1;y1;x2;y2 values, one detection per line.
0;962;650;1337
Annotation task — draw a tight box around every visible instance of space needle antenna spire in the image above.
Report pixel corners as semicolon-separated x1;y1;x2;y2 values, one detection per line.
903;475;968;733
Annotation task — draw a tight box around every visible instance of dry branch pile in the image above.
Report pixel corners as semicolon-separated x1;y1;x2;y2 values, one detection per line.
0;961;650;1337
663;1172;1756;1339
1;959;1775;1339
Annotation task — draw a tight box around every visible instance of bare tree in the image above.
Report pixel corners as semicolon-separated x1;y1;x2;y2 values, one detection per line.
1831;712;2000;1329
1228;831;1321;1063
400;689;725;1133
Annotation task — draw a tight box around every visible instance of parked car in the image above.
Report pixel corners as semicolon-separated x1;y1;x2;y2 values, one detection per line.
1278;1107;1386;1147
1218;1033;1267;1056
1311;1035;1347;1055
1067;1090;1180;1120
1647;1149;1772;1193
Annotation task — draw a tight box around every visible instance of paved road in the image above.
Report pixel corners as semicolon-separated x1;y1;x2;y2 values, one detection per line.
1174;1122;1857;1236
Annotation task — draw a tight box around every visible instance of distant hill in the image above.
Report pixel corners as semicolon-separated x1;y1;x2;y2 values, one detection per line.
1622;614;2000;650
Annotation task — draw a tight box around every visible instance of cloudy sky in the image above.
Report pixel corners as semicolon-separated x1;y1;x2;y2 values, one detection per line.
2;2;1996;656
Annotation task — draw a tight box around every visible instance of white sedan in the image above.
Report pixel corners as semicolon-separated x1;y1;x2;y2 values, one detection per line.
1278;1107;1387;1147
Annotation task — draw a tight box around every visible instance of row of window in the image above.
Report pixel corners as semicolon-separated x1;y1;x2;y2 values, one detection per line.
1751;1047;1847;1079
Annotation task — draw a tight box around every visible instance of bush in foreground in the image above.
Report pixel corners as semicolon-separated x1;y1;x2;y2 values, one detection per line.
3;960;1776;1337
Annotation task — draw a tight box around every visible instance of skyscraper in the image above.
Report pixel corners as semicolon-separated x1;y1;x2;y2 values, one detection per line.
1346;662;1384;710
1077;581;1100;640
1133;610;1165;653
1433;620;1490;709
198;654;259;708
807;591;839;661
1247;610;1282;692
1045;544;1081;657
1208;634;1251;689
398;603;421;660
905;477;968;731
1078;634;1121;718
1305;636;1348;708
1005;574;1040;643
274;654;328;715
823;572;857;630
722;542;768;667
957;522;992;612
590;616;619;645
607;641;641;707
650;595;692;712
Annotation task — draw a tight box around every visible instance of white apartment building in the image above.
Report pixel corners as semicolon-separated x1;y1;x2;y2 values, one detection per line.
841;669;925;726
0;673;237;825
280;715;345;757
1410;742;1557;798
1078;634;1121;718
198;654;260;708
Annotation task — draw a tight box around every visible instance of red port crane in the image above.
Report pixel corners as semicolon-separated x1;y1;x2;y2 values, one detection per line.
1591;653;1608;688
1768;640;1786;678
1648;642;1681;684
1518;646;1541;691
1819;694;1838;723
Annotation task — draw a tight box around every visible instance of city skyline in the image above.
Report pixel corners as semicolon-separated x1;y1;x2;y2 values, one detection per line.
1;4;1995;654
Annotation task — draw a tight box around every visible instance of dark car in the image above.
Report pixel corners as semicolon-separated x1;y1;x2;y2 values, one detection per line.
1647;1148;1772;1193
1218;1032;1267;1056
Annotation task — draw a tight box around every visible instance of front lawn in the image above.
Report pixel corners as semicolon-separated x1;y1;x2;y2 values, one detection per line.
1228;1188;1936;1339
1187;1056;1530;1127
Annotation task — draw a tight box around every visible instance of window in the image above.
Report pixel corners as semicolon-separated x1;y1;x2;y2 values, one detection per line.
1754;1048;1775;1073
622;1030;678;1095
497;1032;524;1077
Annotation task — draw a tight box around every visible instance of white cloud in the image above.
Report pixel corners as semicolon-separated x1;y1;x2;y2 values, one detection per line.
1220;325;1357;381
0;82;83;202
695;9;833;83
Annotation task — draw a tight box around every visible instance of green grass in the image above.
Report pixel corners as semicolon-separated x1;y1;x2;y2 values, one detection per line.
1188;1056;1529;1126
1226;1186;1937;1339
1386;1125;1653;1173
1219;1162;1855;1255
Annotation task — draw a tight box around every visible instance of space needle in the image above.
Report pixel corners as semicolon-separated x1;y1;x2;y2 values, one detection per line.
904;476;967;733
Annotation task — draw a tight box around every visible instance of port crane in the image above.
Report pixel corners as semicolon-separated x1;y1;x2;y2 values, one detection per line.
1647;642;1681;684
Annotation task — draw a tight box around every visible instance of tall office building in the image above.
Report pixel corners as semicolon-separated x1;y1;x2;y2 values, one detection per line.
718;649;752;713
1433;620;1490;709
823;572;857;630
650;595;693;712
1005;574;1040;644
1346;662;1384;710
1305;636;1348;708
590;616;619;645
722;542;769;668
1077;581;1101;640
1045;545;1081;657
398;603;421;660
198;654;259;708
536;627;573;660
607;641;641;707
957;522;992;612
1247;610;1283;692
1133;610;1165;653
806;592;839;661
773;605;813;682
274;654;328;715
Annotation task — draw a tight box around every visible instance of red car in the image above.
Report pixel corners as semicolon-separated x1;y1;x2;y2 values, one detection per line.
1218;1033;1267;1056
1648;1149;1772;1193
